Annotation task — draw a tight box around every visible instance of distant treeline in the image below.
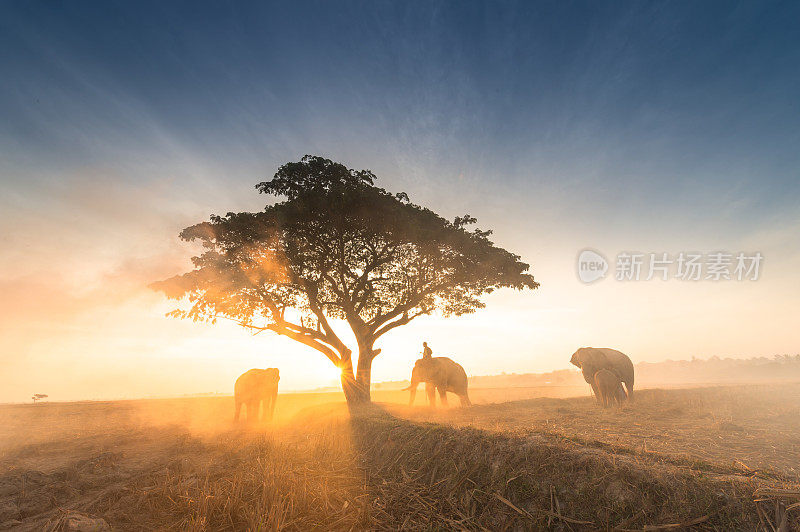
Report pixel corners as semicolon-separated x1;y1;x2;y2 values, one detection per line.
371;354;800;390
635;354;800;385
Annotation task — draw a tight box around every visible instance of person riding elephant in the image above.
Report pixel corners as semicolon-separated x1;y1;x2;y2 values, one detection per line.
234;368;280;423
422;341;432;359
570;347;634;401
403;356;472;407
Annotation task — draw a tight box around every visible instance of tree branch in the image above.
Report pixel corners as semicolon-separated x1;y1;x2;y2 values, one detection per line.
302;279;349;354
373;308;428;339
221;312;344;367
351;249;395;308
267;323;343;366
367;282;445;329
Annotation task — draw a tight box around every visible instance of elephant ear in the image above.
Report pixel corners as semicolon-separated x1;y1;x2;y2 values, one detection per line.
415;358;435;379
588;348;611;368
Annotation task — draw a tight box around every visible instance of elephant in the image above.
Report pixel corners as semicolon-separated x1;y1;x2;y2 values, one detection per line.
594;369;623;408
570;347;634;402
234;368;280;423
404;357;472;408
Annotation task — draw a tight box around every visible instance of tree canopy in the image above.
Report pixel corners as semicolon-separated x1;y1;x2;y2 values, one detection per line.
153;156;539;403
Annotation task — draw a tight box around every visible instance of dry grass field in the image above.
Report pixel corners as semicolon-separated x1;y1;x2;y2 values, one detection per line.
1;384;799;530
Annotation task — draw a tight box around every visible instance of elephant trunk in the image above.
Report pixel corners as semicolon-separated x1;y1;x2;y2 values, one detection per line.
407;374;420;405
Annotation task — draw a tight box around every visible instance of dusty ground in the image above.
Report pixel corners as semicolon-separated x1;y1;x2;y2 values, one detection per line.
1;384;799;530
392;384;800;480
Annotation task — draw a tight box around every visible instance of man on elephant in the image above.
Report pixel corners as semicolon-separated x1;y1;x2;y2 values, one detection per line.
404;356;471;408
570;347;634;402
422;341;432;359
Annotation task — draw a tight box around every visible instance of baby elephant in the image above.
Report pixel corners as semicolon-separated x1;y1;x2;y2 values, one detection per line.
234;368;280;423
594;369;624;408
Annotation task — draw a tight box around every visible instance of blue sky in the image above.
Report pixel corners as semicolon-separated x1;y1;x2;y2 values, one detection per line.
4;2;798;198
1;1;799;401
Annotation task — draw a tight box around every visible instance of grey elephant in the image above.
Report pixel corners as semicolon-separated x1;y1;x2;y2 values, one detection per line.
234;368;280;423
404;357;472;407
570;347;634;401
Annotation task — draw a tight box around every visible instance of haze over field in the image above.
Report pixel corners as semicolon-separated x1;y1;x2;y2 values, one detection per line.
2;2;800;402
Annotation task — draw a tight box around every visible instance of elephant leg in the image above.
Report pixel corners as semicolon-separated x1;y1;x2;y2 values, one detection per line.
234;399;242;422
247;400;259;424
624;381;634;401
438;387;448;407
590;381;602;403
585;367;602;403
617;383;627;403
262;397;270;421
408;385;417;405
426;383;436;407
268;392;277;421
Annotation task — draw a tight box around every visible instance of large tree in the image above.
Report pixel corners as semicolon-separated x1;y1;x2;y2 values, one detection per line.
153;156;539;404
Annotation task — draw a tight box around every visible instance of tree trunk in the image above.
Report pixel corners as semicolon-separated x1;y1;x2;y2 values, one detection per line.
340;353;369;405
339;342;376;405
355;347;374;402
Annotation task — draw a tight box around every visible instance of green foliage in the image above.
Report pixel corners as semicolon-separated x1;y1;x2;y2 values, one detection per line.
153;156;538;368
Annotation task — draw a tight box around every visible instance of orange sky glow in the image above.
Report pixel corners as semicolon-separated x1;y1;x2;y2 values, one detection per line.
2;167;798;403
2;2;799;402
